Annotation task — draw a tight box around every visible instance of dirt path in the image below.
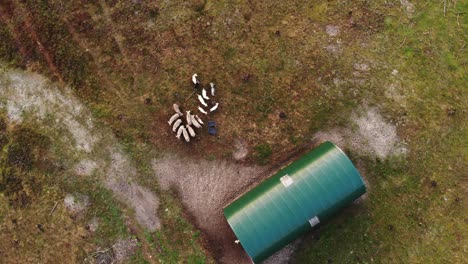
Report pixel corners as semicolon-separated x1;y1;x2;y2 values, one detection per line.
0;66;160;231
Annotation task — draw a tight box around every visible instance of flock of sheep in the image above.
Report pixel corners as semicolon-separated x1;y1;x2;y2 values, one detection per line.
167;74;219;142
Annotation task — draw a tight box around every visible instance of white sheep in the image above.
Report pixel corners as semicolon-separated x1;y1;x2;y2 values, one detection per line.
195;115;204;124
176;125;185;139
186;124;196;137
198;106;208;115
202;88;210;100
210;82;215;96
182;127;190;142
173;103;183;116
210;102;219;112
198;95;208;107
190;115;202;128
168;113;180;125
192;73;200;86
172;119;182;132
186;111;192;125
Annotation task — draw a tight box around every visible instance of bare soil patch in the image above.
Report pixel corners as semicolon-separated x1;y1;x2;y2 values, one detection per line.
152;155;268;263
314;107;407;159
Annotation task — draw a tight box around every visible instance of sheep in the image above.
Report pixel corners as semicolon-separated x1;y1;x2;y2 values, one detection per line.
176;125;185;139
168;113;180;125
186;124;196;137
172;119;182;132
173;103;183;116
198;95;208;107
195;115;204;124
182;127;190;142
210;102;219;112
192;73;200;86
190;115;202;128
198;106;208;115
202;88;210;100
186;111;192;125
210;82;215;96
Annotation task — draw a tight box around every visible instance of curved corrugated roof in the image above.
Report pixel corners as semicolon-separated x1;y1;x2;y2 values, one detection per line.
223;141;366;263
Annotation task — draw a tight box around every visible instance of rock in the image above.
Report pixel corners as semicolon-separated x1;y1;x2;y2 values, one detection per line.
353;63;370;72
325;25;340;37
400;0;415;17
87;217;99;232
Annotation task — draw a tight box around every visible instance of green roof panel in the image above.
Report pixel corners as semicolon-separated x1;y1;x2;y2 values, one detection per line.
223;141;366;263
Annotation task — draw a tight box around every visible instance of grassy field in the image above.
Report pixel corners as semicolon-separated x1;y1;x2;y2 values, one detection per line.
0;0;466;263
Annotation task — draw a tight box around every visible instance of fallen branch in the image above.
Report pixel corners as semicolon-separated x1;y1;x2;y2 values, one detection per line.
184;90;196;104
444;0;447;16
91;247;113;255
398;36;407;48
49;201;59;216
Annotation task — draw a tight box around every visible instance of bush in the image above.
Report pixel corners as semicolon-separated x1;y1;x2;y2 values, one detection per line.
0;125;50;207
254;143;272;165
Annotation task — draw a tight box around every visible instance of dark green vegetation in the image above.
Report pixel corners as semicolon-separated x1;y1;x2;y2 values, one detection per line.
0;124;50;207
0;115;124;262
0;0;466;263
253;143;272;165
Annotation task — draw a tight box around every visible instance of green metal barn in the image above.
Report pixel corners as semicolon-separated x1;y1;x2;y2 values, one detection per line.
223;141;366;263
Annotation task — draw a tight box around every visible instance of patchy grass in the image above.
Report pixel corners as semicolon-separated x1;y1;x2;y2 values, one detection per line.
294;1;466;263
153;190;213;263
0;117;93;263
0;0;466;263
118;138;213;263
0;123;52;208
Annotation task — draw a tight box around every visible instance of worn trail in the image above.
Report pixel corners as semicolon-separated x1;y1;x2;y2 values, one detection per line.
0;67;160;231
